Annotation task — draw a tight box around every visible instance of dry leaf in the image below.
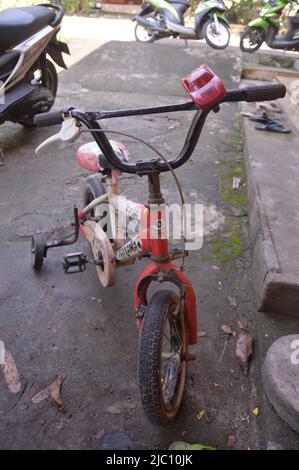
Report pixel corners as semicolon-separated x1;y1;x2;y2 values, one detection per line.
197;331;207;339
233;176;241;189
107;402;123;415
31;374;66;410
223;232;233;239
236;331;254;376
221;324;233;336
48;374;66;412
2;349;21;394
227;435;237;448
227;296;238;308
252;407;260;416
169;441;216;451
211;265;221;271
196;410;205;421
95;429;105;440
31;387;49;404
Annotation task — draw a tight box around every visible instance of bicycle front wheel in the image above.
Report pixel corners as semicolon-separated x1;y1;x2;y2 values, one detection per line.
138;289;187;425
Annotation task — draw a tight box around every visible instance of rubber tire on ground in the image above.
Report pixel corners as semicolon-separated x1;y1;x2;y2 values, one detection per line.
19;59;58;127
134;23;156;43
83;175;106;214
83;175;116;286
31;233;45;271
41;59;58;99
138;289;187;425
83;174;109;232
203;19;230;50
240;27;265;53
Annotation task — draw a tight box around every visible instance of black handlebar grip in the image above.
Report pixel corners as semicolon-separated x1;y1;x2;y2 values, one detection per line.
34;111;64;127
243;83;286;102
225;83;286;103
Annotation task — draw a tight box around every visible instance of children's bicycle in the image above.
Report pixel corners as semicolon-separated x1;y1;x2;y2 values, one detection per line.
31;65;285;424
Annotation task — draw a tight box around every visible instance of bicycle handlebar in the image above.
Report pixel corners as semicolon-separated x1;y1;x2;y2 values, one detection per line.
34;109;65;127
34;82;286;174
223;83;286;103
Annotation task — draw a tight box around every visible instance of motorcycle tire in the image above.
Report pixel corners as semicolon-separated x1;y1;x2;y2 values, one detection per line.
240;26;265;53
134;23;156;43
203;18;230;50
18;59;58;127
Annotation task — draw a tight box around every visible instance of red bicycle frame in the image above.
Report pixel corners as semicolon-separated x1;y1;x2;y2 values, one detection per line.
76;166;197;346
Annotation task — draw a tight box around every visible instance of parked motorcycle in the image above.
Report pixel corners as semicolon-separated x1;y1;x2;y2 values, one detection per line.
240;0;299;53
0;2;69;126
134;0;230;49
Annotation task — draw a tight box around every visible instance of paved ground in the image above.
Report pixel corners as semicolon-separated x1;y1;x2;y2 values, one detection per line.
0;18;298;450
60;12;299;67
59;14;246;67
240;80;299;442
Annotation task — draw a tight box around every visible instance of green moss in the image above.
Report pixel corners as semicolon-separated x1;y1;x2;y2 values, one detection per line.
209;113;248;270
258;56;295;70
209;219;244;268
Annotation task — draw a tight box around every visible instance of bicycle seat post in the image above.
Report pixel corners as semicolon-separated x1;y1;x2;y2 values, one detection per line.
135;158;164;205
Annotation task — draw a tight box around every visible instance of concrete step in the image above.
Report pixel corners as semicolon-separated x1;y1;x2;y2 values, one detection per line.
276;75;299;131
242;80;299;316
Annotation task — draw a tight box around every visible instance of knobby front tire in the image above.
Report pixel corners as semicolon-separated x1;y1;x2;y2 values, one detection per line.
138;289;187;425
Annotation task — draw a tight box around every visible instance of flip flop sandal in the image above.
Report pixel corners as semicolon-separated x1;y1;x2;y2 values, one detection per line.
255;122;291;133
256;102;282;113
249;113;273;124
241;111;257;118
242;111;275;124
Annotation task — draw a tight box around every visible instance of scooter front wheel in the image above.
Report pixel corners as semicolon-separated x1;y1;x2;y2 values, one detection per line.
203;19;230;49
240;27;265;53
135;23;156;43
138;289;187;425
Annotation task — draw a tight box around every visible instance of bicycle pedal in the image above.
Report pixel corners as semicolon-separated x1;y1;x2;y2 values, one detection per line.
63;252;87;274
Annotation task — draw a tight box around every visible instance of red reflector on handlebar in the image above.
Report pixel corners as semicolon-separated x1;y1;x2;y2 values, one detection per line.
182;65;227;110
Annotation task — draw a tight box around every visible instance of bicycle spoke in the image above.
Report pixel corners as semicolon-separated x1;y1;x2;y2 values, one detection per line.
161;352;178;363
162;332;172;346
172;320;183;348
162;365;182;393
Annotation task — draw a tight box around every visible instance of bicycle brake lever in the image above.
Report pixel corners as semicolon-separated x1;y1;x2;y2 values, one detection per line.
35;118;81;156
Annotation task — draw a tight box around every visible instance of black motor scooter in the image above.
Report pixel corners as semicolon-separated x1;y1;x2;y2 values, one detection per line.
134;0;230;49
0;2;69;126
240;0;299;53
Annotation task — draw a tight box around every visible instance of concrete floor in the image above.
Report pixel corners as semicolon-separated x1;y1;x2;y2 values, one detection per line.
0;17;298;450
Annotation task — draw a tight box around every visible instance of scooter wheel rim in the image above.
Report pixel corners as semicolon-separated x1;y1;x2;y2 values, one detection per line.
206;22;229;47
135;24;154;42
241;28;264;51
